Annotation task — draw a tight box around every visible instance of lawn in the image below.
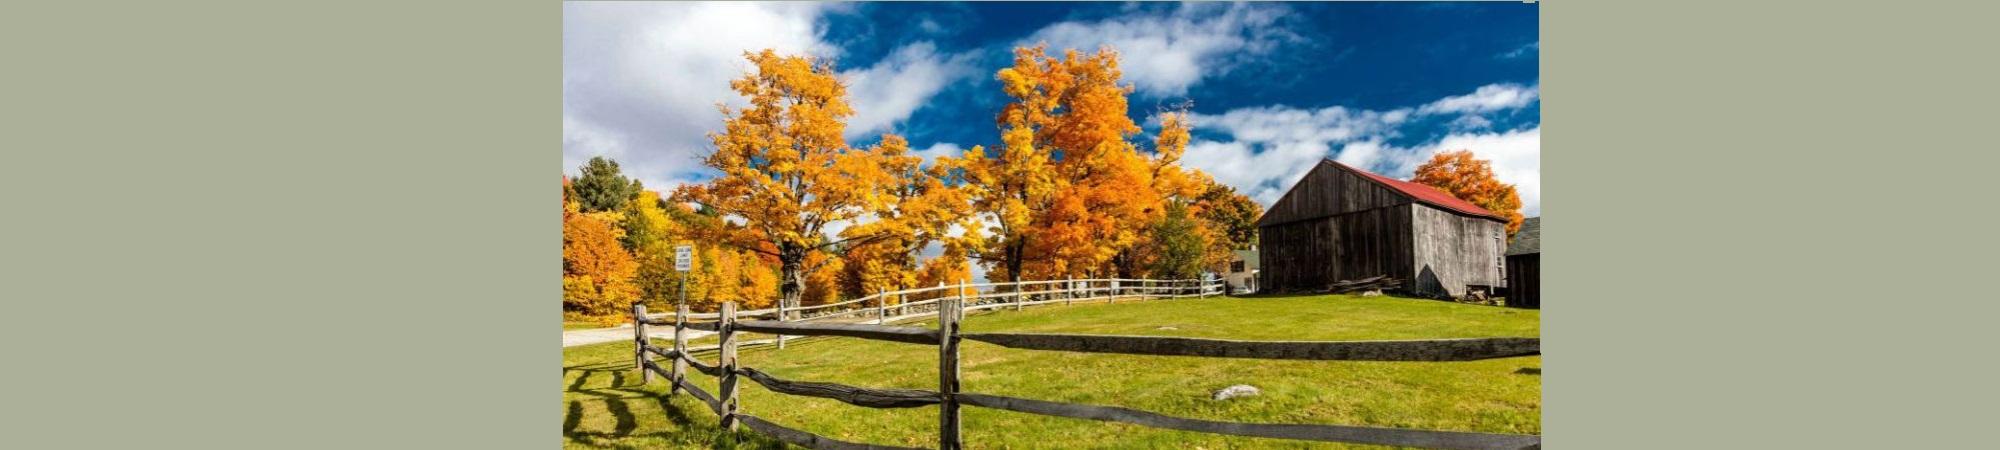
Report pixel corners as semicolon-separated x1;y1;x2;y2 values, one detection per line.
561;293;1540;449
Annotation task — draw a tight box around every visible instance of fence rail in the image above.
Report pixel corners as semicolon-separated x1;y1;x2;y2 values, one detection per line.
630;277;1541;450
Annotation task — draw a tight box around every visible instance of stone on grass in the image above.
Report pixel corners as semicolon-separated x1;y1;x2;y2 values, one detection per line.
1359;290;1383;297
1212;384;1261;401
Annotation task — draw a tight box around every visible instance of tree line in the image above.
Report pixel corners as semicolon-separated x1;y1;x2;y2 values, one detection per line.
564;45;1523;324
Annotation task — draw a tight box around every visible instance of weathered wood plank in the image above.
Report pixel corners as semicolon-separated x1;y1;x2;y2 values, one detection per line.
683;321;720;332
736;414;928;450
957;393;1541;450
644;359;721;415
938;296;963;450
960;334;1540;361
734;320;940;345
681;352;723;377
734;367;940;408
718;302;740;431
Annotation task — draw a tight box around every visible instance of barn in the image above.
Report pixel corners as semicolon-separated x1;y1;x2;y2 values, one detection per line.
1505;217;1541;308
1256;160;1510;299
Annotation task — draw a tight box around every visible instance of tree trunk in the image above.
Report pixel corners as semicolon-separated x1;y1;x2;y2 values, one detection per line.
779;243;805;320
1003;239;1024;283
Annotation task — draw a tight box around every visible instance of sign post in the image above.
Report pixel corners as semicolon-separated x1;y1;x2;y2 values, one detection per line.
674;245;692;310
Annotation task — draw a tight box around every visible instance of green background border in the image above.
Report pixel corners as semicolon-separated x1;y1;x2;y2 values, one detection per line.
7;1;1997;448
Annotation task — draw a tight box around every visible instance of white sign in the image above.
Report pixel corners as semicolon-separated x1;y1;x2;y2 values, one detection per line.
674;245;693;272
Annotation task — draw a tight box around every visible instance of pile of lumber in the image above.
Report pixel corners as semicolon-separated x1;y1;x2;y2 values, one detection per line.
1324;275;1401;294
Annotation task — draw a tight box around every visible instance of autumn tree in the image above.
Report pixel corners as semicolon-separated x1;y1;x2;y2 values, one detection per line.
1410;150;1526;237
838;135;978;298
571;156;643;213
623;190;695;309
1192;181;1261;250
563;203;640;322
673;49;909;318
947;45;1162;282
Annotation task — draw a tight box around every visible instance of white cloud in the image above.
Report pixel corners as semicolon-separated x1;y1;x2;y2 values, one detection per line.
1179;84;1541;214
1499;41;1539;59
1417;83;1540;116
1021;2;1295;96
564;3;966;194
843;42;977;139
912;142;964;164
1182;106;1412;205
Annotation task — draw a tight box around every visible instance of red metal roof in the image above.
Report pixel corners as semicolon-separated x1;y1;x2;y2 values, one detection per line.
1330;160;1505;222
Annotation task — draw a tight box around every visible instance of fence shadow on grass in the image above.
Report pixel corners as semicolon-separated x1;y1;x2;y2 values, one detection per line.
564;360;787;449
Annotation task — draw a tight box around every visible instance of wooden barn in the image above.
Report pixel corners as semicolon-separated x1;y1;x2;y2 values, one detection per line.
1256;160;1509;298
1505;217;1541;308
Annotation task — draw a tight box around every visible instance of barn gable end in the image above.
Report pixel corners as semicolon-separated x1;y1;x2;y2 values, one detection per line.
1256;161;1413;228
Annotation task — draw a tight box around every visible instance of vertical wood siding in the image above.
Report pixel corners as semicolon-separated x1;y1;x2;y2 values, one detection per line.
1256;161;1409;227
1409;205;1508;298
1257;205;1415;292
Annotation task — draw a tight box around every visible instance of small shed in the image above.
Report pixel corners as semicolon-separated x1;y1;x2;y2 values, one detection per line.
1256;160;1510;298
1505;217;1541;308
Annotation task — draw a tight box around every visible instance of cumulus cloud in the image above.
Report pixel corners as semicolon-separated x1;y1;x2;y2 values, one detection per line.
843;42;977;139
564;2;833;191
1021;2;1296;96
564;2;968;192
1179;83;1541;214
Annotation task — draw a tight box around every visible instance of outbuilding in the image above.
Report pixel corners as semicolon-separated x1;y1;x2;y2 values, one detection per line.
1256;160;1510;299
1505;217;1541;308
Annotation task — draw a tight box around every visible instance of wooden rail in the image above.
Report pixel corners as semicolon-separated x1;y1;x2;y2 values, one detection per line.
630;277;1539;449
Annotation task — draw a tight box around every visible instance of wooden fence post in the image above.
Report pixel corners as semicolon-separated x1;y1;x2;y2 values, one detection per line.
718;302;740;431
876;288;887;325
671;303;687;396
633;303;651;384
938;293;963;449
1014;281;1025;312
776;297;787;350
1065;278;1073;305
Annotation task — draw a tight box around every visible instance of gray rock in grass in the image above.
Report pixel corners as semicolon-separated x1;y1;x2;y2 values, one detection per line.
1212;384;1261;401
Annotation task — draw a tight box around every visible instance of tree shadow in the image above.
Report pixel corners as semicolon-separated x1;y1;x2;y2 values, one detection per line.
1515;367;1541;375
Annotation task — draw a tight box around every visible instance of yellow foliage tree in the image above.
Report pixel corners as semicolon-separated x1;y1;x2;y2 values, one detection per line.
947;45;1167;282
839;135;979;298
673;49;909;317
562;205;639;323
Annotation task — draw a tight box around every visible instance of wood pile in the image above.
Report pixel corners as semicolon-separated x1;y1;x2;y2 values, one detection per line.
1324;275;1402;294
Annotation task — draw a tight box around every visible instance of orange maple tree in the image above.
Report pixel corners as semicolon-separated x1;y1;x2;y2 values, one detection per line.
946;45;1168;281
1410;150;1526;237
672;49;909;317
562;193;640;322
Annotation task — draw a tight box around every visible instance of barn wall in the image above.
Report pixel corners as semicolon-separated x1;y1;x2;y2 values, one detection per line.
1257;204;1414;292
1410;204;1509;298
1506;253;1540;308
1258;161;1410;227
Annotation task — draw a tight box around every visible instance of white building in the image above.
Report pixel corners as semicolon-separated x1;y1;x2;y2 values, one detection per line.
1222;248;1259;294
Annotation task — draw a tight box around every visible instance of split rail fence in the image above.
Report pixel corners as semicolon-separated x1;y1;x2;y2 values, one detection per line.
629;278;1542;450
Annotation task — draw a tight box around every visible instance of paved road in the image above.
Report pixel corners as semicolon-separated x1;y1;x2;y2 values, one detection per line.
563;325;716;348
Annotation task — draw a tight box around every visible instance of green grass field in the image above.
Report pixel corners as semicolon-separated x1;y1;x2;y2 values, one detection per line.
562;294;1540;449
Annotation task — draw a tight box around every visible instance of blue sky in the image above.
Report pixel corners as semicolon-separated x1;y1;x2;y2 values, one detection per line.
564;1;1541;222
